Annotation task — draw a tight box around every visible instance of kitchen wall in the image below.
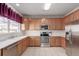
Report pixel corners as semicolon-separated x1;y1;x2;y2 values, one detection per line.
23;18;65;37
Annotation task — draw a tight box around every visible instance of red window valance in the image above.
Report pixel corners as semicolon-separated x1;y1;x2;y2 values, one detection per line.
0;3;23;23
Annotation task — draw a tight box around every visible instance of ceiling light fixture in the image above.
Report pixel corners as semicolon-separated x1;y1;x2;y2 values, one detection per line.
16;3;20;7
44;3;52;10
42;18;45;22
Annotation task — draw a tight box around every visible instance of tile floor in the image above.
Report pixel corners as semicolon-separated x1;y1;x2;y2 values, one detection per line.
21;47;67;56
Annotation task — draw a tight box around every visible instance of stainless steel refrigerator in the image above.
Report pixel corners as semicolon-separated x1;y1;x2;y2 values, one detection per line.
66;24;79;56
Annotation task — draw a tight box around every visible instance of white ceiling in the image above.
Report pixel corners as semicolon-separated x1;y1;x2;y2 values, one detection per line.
9;3;79;18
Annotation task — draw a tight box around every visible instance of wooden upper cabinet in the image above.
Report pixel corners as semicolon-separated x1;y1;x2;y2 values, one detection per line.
48;19;55;30
29;19;41;30
69;13;74;22
29;23;35;30
64;10;79;25
22;18;29;30
47;18;64;30
73;10;79;21
48;25;55;30
29;18;64;30
64;16;68;25
66;16;70;24
64;14;73;25
55;19;64;30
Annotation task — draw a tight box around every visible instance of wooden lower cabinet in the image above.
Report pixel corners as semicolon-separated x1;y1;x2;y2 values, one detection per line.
0;37;30;56
2;43;18;56
29;36;40;47
16;37;30;55
50;36;66;48
0;50;1;56
61;37;66;48
55;37;61;47
50;37;56;47
22;39;27;52
33;38;40;47
17;40;23;55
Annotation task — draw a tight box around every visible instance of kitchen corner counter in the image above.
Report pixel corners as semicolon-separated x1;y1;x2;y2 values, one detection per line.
0;36;28;49
0;34;65;49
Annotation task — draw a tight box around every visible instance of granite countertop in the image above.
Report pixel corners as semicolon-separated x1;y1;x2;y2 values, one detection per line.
0;36;28;49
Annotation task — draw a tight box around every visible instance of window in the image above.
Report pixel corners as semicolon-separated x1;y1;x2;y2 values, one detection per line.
0;16;21;33
21;24;25;31
9;19;21;33
0;16;9;33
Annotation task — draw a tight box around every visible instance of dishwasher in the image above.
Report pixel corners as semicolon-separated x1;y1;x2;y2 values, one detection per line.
2;42;18;56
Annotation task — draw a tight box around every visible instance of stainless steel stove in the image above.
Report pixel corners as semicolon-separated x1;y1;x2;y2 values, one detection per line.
40;32;50;47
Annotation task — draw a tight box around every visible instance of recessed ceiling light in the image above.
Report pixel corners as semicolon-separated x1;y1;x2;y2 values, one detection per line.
44;3;52;10
16;3;20;6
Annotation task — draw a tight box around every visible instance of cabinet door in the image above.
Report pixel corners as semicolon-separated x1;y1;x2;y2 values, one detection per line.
17;40;23;55
55;25;62;30
26;38;30;47
50;37;56;47
64;16;68;25
23;18;29;30
17;38;30;55
33;37;40;47
55;19;63;30
55;37;61;47
50;37;61;47
29;22;35;30
65;16;70;25
61;37;66;48
29;37;40;47
48;19;55;30
74;10;79;21
60;19;65;30
61;24;65;30
22;39;27;52
3;43;18;56
29;38;34;47
49;24;56;30
70;13;74;22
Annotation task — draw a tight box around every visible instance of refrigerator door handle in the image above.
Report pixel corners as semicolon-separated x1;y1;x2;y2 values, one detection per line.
69;38;72;44
69;30;72;45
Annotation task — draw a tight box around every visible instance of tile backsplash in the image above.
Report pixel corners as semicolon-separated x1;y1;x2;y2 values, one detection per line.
26;30;65;37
